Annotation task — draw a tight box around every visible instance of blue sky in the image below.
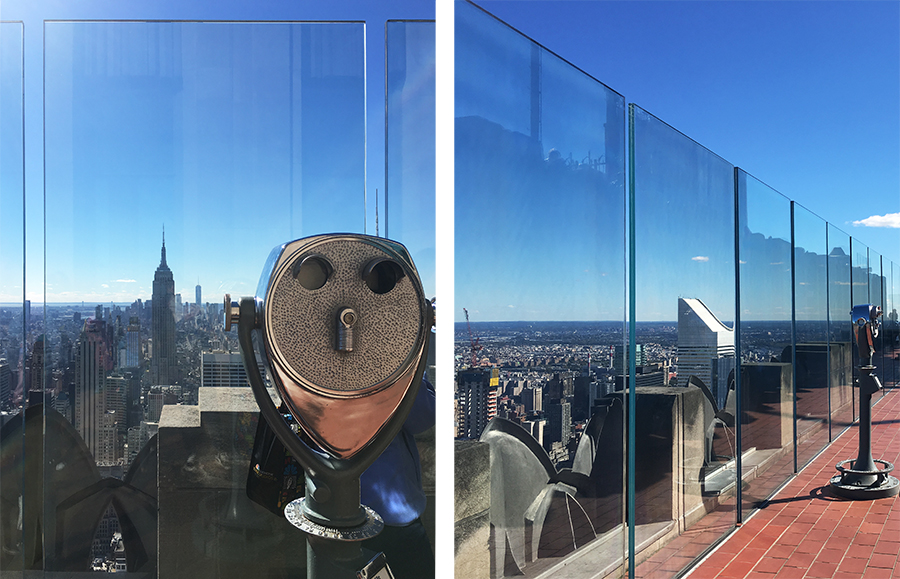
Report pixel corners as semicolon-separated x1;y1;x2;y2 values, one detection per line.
455;0;899;323
0;0;434;305
475;0;899;260
1;0;898;321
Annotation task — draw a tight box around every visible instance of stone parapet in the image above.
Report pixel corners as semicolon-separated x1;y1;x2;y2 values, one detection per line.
157;387;305;579
454;440;490;579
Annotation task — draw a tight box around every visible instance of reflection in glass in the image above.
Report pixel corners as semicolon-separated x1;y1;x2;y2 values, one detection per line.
887;262;900;389
0;20;25;573
792;204;829;468
630;105;735;574
850;239;870;421
386;20;435;297
41;21;365;575
827;225;854;432
736;171;793;521
455;2;626;577
868;250;885;393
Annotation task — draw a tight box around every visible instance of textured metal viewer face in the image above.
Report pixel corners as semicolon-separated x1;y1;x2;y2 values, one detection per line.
258;234;428;458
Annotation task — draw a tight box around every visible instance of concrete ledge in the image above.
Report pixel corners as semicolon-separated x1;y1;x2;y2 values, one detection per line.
158;404;200;429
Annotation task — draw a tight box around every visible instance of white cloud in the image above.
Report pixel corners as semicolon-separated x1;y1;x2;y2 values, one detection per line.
115;279;137;283
691;256;709;262
852;212;900;228
101;284;109;288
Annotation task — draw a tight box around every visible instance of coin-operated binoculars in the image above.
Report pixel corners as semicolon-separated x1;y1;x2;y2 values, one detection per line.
829;304;899;499
224;234;433;578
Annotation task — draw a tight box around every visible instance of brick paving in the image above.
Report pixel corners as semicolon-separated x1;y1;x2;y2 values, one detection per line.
688;387;900;579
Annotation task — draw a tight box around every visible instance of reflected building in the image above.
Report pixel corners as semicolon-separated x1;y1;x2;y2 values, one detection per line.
151;232;177;386
677;298;735;407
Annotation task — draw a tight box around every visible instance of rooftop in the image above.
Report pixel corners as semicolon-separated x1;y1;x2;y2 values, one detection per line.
647;387;900;579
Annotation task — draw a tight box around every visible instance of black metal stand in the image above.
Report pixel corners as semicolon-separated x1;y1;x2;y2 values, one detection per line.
829;365;899;500
235;296;429;579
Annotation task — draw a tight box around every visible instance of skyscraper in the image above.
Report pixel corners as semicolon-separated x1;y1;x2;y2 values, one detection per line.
456;367;500;439
0;359;10;409
677;297;735;406
125;317;141;368
151;231;177;386
75;319;112;462
201;351;262;388
195;283;202;306
27;336;44;402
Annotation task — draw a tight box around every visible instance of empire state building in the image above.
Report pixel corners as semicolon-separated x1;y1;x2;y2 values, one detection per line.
151;231;177;385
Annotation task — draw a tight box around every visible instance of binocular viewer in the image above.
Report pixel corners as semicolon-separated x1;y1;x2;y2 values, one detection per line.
225;234;433;575
829;303;898;500
851;303;881;367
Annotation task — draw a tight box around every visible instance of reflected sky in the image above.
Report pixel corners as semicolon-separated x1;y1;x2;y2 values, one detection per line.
455;1;625;323
386;20;435;296
0;23;24;303
631;106;734;323
739;172;791;322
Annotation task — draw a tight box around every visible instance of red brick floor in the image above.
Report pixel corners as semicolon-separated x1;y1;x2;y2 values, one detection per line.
688;388;900;579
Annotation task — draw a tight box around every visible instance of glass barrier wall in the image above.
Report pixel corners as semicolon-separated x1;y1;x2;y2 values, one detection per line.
736;171;793;521
888;262;900;388
850;240;870;420
40;21;365;575
890;262;900;388
629;105;736;575
386;20;436;298
385;17;437;555
827;225;854;432
0;20;25;574
792;203;830;468
455;1;627;577
869;250;885;395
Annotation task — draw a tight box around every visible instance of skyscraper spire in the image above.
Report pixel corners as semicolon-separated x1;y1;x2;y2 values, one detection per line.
159;226;169;270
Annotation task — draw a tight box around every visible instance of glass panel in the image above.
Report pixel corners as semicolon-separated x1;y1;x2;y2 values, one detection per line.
736;171;793;522
0;20;25;573
850;239;870;420
792;204;829;468
887;261;900;389
630;105;735;575
44;21;364;575
827;225;853;433
868;250;885;398
386;20;435;297
455;2;627;577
